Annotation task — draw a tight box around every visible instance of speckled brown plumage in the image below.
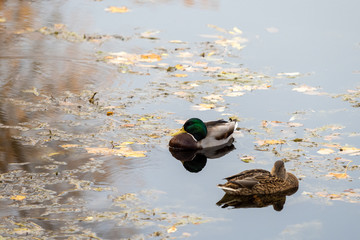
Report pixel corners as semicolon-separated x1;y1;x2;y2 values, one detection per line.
218;160;299;196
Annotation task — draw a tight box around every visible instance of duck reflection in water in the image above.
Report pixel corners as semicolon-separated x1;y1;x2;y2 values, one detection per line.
217;160;299;211
169;139;235;173
216;188;298;211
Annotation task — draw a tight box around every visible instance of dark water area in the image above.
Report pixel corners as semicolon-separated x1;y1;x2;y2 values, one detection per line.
0;0;360;239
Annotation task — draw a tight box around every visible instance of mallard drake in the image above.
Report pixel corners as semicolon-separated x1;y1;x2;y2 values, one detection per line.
169;118;237;150
218;160;299;195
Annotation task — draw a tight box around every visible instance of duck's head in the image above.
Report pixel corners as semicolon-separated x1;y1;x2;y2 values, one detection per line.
177;118;207;141
271;160;286;179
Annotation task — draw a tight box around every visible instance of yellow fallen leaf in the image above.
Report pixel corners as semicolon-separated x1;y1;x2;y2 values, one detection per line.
256;139;286;146
11;195;26;201
85;147;146;158
175;64;184;70
327;172;349;179
123;150;146;158
22;87;39;96
328;194;342;199
147;133;160;139
48;152;61;157
140;53;161;61
167;225;177;233
174;73;188;78
317;148;335;155
105;6;129;13
83;216;94;221
106;111;114;116
60;144;80;148
0;17;6;23
207;51;216;57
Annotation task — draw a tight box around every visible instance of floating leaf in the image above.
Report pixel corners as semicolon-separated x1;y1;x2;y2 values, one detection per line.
232;27;243;34
202;94;224;103
60;144;80;148
292;84;325;95
175;64;184;70
256;139;286;146
317;148;335;155
85;147;146;158
292;138;303;142
11;195;26;201
121;124;135;128
292;85;317;92
288;122;303;127
225;91;245;97
138;117;149;121
327;172;349;179
140;53;161;61
191;104;216;111
277;72;300;77
106;111;114;116
48;152;61;157
339;146;360;155
240;155;255;163
105;6;129;13
167;225;177;233
147;133;160;139
140;30;160;40
169;40;186;44
22;87;40;96
174;73;188;78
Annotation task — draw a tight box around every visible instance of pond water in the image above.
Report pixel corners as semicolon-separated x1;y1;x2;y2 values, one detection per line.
0;0;360;239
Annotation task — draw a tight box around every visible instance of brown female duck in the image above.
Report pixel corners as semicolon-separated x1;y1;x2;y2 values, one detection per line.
218;160;299;195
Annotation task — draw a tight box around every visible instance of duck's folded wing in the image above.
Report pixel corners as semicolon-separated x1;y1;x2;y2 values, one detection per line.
205;120;237;140
224;169;270;181
229;177;259;189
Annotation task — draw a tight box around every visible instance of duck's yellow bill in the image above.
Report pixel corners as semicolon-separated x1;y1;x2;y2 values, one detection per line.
171;127;186;136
